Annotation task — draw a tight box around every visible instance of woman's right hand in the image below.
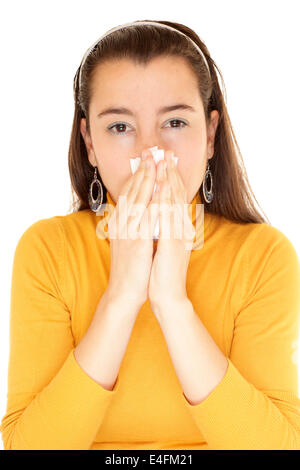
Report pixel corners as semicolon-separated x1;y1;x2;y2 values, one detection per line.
105;149;159;308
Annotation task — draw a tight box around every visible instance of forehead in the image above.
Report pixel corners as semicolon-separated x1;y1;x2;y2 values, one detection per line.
90;56;201;105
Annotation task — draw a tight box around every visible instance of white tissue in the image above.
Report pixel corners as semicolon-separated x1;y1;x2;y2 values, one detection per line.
129;146;179;240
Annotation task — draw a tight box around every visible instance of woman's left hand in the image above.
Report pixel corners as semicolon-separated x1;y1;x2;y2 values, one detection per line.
148;150;196;313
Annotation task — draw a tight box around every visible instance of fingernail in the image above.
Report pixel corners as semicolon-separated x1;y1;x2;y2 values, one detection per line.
141;150;148;160
146;158;151;169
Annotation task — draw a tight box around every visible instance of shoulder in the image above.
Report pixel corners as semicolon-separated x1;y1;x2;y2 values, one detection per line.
238;222;299;268
15;215;62;253
14;209;94;262
17;209;92;245
212;218;300;324
235;222;300;306
210;214;300;292
213;213;298;263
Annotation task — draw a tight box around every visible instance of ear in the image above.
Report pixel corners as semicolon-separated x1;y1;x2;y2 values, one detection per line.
207;110;219;159
80;118;97;167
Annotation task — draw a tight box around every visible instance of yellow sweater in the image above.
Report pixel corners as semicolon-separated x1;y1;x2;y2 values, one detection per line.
1;189;300;450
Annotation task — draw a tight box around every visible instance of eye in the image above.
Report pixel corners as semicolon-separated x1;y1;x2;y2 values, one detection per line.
164;119;188;130
107;118;188;136
107;122;132;135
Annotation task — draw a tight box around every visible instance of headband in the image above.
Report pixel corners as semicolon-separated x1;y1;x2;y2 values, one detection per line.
77;20;211;90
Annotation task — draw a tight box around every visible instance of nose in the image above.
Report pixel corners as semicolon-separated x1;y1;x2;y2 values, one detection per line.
137;146;168;166
135;139;167;159
140;146;157;156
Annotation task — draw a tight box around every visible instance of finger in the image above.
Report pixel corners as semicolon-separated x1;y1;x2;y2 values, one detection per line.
115;162;145;237
127;153;157;232
158;175;193;245
134;152;156;208
165;155;190;240
152;159;171;240
140;181;160;240
118;158;144;199
118;148;151;204
117;149;153;221
166;152;191;240
159;175;173;241
126;157;150;211
165;150;187;205
155;158;166;187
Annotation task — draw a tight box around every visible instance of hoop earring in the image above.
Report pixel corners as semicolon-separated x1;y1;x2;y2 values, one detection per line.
203;160;214;203
88;166;103;212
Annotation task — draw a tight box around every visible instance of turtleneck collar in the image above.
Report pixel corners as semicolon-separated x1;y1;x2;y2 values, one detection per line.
100;189;211;250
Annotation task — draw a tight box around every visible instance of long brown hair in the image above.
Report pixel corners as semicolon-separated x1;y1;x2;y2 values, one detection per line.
68;19;270;225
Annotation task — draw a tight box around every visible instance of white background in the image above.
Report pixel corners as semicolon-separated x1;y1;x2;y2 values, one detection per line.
0;0;299;450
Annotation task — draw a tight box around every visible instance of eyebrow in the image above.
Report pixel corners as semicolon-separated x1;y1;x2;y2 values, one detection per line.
97;103;196;119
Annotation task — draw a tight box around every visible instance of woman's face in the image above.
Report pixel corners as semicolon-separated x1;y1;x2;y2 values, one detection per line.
80;55;219;204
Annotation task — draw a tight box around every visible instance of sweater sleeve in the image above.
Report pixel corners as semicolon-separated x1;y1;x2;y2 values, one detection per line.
182;225;300;450
0;218;120;450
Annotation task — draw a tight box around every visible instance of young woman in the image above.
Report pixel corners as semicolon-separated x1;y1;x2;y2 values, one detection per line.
1;19;300;450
